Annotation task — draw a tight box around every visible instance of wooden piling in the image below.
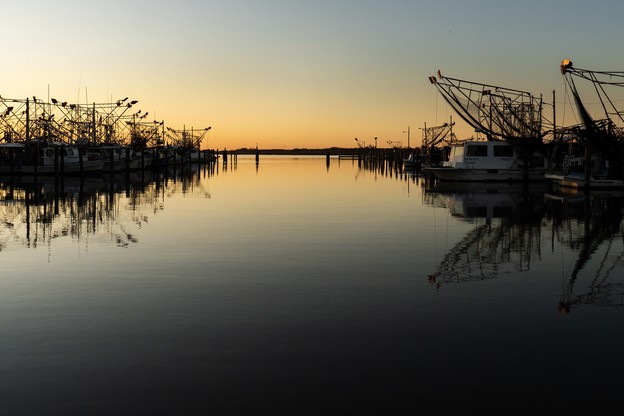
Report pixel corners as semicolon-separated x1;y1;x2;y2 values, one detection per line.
60;144;65;176
53;145;59;177
79;147;84;175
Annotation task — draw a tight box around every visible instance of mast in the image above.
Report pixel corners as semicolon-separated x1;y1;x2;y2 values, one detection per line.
26;98;30;142
552;89;556;143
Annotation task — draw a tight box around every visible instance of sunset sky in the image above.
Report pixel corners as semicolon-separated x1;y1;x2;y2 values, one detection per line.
3;0;624;150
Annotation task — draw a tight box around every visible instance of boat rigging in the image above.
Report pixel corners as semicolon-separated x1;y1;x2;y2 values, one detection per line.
546;60;624;188
428;70;552;145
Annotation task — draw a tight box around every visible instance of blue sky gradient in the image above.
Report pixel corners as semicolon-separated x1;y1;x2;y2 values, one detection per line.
3;0;623;148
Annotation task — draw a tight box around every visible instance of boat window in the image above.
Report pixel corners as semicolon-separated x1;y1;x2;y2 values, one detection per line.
493;145;513;157
465;145;488;157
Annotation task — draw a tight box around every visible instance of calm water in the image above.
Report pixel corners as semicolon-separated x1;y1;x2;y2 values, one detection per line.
0;155;623;414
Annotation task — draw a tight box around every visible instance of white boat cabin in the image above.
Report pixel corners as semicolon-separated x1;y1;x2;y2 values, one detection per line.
443;141;544;170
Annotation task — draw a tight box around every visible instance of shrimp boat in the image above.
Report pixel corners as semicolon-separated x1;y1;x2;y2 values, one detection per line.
545;132;624;189
86;145;148;172
424;140;548;182
402;153;420;170
545;60;624;189
406;120;455;171
0;141;104;175
425;70;552;182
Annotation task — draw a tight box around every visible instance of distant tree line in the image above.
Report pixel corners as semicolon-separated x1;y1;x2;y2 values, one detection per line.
233;147;358;155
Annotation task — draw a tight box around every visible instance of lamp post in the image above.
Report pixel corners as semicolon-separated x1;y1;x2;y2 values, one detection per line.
403;126;410;149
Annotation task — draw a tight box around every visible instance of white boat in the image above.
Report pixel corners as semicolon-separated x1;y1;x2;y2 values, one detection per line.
132;150;153;169
189;149;217;163
88;145;145;172
154;146;183;165
0;142;104;175
402;153;420;170
424;140;548;182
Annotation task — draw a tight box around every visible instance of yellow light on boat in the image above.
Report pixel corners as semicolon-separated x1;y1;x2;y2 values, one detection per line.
560;59;573;74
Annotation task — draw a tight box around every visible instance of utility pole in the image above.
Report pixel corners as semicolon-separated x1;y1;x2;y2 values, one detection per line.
403;126;410;148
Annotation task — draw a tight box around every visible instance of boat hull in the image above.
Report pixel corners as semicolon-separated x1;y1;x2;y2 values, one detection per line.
0;159;104;175
544;173;624;189
425;167;547;182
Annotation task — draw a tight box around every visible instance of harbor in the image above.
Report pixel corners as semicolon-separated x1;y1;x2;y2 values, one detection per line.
6;0;624;412
0;94;218;177
398;61;624;190
222;60;624;190
5;61;622;191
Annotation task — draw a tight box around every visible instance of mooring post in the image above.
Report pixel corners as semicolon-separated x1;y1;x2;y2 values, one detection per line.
60;144;65;176
109;148;114;173
54;144;59;177
79;147;84;175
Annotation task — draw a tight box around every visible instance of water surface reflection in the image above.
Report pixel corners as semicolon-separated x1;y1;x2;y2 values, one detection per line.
0;158;623;413
0;164;215;251
425;181;624;315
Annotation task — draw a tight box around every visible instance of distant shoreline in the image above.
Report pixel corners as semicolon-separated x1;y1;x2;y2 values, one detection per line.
227;147;399;155
229;148;350;155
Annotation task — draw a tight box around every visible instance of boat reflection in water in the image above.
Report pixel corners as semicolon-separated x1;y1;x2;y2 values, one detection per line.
425;182;546;284
0;164;214;250
424;181;624;314
425;181;547;220
544;189;624;314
